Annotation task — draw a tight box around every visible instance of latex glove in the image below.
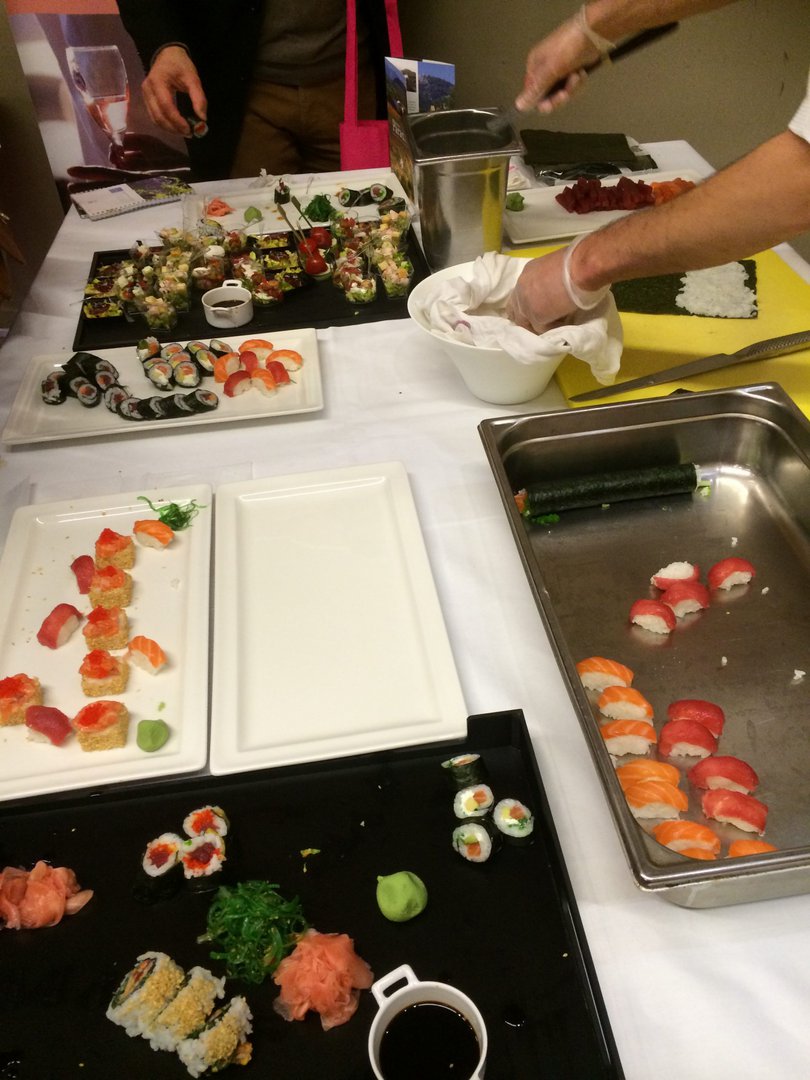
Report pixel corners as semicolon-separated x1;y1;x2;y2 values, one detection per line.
506;239;610;334
515;15;603;113
141;45;207;138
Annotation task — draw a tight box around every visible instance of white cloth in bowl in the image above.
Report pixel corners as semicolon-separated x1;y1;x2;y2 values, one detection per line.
415;251;623;385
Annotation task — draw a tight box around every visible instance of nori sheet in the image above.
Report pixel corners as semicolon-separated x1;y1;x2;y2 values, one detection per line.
611;259;758;317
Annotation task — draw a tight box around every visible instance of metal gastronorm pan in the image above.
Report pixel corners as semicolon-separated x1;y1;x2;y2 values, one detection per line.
479;384;810;908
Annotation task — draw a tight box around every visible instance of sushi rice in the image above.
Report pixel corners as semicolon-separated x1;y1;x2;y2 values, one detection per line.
106;951;185;1037
176;996;253;1078
148;967;226;1052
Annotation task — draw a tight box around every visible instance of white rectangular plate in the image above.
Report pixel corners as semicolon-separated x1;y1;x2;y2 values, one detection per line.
0;485;211;801
182;170;409;235
2;328;323;446
210;462;467;774
503;169;702;244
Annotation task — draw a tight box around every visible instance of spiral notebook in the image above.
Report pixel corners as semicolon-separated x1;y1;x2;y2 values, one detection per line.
70;175;194;221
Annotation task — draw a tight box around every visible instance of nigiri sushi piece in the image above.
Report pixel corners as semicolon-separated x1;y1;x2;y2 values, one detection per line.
223;369;252;397
624;779;688;819
727;839;778;857
615;760;680;791
238;337;274;353
251;369;278;396
667;698;725;738
597;685;654;722
687;755;759;794
266;359;291;386
127;635;167;675
600;719;657;756
660;580;710;617
36;603;83;649
213;352;241;383
679;847;718;861
629;598;676;635
238;349;261;375
267;347;303;372
576;656;634;691
658;718;717;758
133;519;175;550
707;556;755;590
650;561;700;590
701;789;768;835
94;527;135;570
25;705;73;747
70;554;95;594
653;819;721;855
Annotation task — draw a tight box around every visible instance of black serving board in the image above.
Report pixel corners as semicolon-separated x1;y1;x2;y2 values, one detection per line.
0;711;622;1080
72;233;431;352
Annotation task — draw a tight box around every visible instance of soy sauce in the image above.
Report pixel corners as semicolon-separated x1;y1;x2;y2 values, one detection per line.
211;299;245;308
379;1001;480;1079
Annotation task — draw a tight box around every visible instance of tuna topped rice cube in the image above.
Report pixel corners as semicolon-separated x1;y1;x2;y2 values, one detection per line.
0;673;43;726
73;699;130;751
82;605;129;651
95;527;136;570
88;565;133;609
79;649;129;697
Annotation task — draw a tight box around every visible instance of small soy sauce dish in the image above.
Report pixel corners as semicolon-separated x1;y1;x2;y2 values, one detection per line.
368;964;488;1079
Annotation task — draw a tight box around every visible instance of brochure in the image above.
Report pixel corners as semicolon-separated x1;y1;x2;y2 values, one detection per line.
71;175;193;221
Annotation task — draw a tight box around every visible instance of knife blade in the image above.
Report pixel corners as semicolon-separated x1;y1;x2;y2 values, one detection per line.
568;329;810;403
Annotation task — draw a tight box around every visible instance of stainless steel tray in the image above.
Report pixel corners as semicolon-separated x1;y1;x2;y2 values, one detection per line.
480;384;810;908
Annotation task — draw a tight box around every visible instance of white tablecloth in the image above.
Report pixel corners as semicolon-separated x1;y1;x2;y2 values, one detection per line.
2;142;809;1079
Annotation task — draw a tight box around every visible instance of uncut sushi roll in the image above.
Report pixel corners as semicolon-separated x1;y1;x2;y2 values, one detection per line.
183;805;229;838
176;996;253;1078
576;655;634;691
148;966;226;1052
597;686;654;722
687;755;759;794
629;599;676;634
667;699;725;739
624;779;688;820
492;798;534;843
452;783;494;820
452;819;500;864
441;752;488;789
600;719;657;757
701;789;768;835
658;718;717;759
106;951;185;1037
133;832;184;904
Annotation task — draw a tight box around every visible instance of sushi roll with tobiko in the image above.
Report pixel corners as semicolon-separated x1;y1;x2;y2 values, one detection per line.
492;798;534;843
83;606;129;650
453;784;494;820
183;805;229;838
134;832;184;904
148;966;226;1052
107;951;185;1038
78;645;130;696
72;699;130;752
0;674;43;726
441;752;488;789
452;819;500;864
88;565;133;608
181;832;226;891
576;655;634;691
176;996;253;1078
95;527;135;569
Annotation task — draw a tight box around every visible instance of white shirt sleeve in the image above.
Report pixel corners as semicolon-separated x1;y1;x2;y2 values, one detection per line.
788;70;810;142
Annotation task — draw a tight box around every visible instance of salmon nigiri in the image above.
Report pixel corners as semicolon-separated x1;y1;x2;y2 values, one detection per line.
133;519;174;550
653;819;721;855
624;779;688;819
600;720;657;756
727;839;778;857
597;685;654;722
576;656;634;691
127;635;167;675
615;760;680;791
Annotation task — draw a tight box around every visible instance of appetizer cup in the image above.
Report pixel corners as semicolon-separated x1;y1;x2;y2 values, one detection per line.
201;279;254;328
368;964;487;1079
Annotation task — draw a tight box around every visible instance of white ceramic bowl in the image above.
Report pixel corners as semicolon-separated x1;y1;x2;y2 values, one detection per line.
201;279;254;328
407;260;565;406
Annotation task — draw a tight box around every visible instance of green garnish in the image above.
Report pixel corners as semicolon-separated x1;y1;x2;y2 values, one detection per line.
505;192;525;211
136;719;170;752
302;194;333;222
198;881;308;983
243;205;263;225
137;495;206;530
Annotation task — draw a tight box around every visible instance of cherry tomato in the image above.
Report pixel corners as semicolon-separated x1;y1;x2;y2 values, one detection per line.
304;252;329;277
309;226;332;249
297;237;319;256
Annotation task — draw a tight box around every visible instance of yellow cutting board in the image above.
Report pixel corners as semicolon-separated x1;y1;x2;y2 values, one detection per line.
506;246;810;416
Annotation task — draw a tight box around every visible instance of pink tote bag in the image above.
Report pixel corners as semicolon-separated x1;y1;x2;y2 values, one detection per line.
340;0;403;170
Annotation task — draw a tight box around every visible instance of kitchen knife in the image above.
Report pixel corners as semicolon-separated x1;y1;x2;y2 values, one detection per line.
568;330;810;402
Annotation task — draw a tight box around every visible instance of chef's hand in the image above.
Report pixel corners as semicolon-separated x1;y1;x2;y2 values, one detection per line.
141;45;207;138
515;13;604;113
507;239;611;334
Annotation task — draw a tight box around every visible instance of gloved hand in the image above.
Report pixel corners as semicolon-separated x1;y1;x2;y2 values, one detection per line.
506;237;610;334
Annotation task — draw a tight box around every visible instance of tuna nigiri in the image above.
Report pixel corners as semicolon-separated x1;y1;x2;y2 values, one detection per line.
70;554;95;594
133;519;174;550
599;719;657;756
667;698;725;738
727;839;778;857
660;580;710;617
25;705;73;747
653;819;721;855
650;561;700;590
687;755;759;794
624;779;688;819
36;603;83;649
597;685;654;721
658;718;718;759
266;359;292;386
224;369;252;397
615;760;680;791
576;656;634;691
707;556;755;590
701;789;768;835
629;599;677;635
127;635;167;675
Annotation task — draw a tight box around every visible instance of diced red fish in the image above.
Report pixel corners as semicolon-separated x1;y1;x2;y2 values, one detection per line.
70;555;95;594
658;718;717;758
36;603;84;649
273;929;373;1031
701;789;768;835
25;705;73;747
667;699;725;739
660;580;710;617
687;755;759;794
576;656;634;691
597;685;654;721
629;599;676;634
653;820;721;855
707;556;755;590
650;561;700;590
0;860;93;930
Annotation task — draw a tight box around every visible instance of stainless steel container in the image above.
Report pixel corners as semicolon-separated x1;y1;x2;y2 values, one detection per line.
404;108;523;270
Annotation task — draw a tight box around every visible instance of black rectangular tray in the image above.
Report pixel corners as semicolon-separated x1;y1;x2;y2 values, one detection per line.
0;711;622;1080
72;232;431;353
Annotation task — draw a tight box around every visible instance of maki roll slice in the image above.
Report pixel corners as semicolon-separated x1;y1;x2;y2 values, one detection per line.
441;752;488;789
368;182;393;203
173;359;202;389
453;783;494;819
160;341;186;360
133;832;184;904
93;367;120;391
136;336;161;362
183;805;229;838
148;966;226;1052
452;818;500;864
184;389;219;414
145;360;174;390
181;832;226;891
492;799;535;844
41;370;69;405
208;338;234;358
116;395;147;421
192;349;217;375
106;951;185;1037
338;187;363;206
135;396;172;421
176;996;253;1077
68;377;101;408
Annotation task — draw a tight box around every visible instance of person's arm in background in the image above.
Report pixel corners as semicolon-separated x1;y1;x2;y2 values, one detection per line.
117;0;207;138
